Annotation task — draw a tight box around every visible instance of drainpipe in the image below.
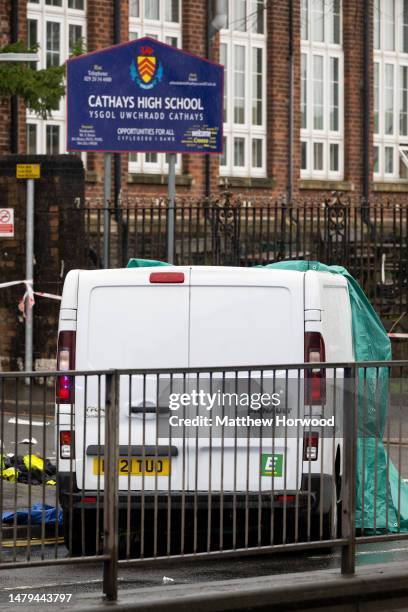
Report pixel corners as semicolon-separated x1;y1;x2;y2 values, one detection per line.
10;0;19;154
363;0;370;214
113;0;121;219
205;0;212;199
287;0;294;203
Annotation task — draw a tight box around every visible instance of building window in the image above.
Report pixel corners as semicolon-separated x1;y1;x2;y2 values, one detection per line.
27;0;86;158
301;0;343;180
68;0;84;8
46;21;60;67
220;0;267;178
128;0;181;175
374;0;408;181
27;123;38;154
46;124;60;154
68;23;83;54
27;18;38;69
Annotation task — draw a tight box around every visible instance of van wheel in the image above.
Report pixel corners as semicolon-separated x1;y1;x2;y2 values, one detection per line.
63;508;101;556
310;475;341;543
322;474;341;541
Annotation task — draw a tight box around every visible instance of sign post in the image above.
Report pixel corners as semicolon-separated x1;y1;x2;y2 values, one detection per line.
25;178;34;375
167;153;176;264
16;163;41;376
66;37;223;263
104;153;112;268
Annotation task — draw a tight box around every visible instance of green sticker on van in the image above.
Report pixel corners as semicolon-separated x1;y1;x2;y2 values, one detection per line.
261;453;283;477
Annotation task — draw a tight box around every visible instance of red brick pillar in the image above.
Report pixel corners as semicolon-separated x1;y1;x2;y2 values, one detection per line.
343;0;372;197
182;0;219;197
266;0;300;195
18;0;28;154
86;0;129;195
0;0;28;155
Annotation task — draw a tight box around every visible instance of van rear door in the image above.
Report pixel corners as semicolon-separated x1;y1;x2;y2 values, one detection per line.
75;267;191;491
187;267;304;493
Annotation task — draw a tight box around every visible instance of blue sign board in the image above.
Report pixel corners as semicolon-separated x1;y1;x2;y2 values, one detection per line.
66;38;223;154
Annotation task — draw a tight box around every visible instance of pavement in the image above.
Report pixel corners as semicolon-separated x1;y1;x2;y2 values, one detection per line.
1;480;58;514
2;543;408;611
47;559;408;612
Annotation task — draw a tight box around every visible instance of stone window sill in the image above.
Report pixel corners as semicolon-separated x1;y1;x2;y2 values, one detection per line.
299;179;355;191
373;181;408;192
218;176;275;189
127;173;192;186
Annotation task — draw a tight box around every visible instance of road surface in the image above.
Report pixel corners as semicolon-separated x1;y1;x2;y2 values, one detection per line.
1;539;408;610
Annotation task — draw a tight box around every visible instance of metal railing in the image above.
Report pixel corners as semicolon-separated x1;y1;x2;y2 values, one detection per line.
1;361;408;599
71;196;408;317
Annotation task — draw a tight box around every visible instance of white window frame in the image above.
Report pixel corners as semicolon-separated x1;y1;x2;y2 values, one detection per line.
220;0;267;178
300;0;344;180
27;0;86;158
128;0;182;175
374;0;408;182
26;120;39;154
27;118;65;155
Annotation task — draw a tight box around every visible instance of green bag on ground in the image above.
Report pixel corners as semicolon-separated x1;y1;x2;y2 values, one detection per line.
257;260;408;532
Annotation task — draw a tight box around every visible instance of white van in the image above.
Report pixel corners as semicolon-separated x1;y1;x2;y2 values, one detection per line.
56;266;353;553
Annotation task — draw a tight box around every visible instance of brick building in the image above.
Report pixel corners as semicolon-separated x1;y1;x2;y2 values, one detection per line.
1;0;408;202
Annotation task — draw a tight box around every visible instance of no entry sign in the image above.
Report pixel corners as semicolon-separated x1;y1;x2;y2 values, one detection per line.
0;208;14;237
66;37;223;154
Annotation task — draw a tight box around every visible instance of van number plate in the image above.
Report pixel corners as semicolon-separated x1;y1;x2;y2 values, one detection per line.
93;457;170;476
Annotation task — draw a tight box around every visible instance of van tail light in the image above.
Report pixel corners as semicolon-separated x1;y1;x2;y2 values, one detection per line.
304;331;326;405
276;494;296;503
303;432;319;461
56;331;76;404
60;430;75;459
149;272;184;283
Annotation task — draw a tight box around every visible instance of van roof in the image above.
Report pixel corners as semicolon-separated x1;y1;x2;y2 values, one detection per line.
70;264;347;279
61;265;347;311
66;265;306;289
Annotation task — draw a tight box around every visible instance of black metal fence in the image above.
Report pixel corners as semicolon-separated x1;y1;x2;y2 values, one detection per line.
76;195;408;317
1;361;408;599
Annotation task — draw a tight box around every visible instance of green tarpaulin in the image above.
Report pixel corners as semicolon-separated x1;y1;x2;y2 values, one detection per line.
127;258;172;268
258;260;408;532
126;257;408;532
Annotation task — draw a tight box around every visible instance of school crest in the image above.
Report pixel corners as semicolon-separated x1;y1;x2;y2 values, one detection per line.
130;45;163;90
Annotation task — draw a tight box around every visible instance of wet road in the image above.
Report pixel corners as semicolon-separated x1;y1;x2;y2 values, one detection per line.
1;539;408;609
2;401;408;609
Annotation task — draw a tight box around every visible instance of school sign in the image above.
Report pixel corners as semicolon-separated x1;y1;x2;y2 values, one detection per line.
66;38;223;154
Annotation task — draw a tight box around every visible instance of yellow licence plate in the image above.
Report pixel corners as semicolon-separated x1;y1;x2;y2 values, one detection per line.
93;457;170;476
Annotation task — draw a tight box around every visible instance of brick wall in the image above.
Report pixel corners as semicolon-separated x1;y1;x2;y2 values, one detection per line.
1;1;408;203
0;155;86;370
0;0;11;155
267;1;290;199
0;0;27;155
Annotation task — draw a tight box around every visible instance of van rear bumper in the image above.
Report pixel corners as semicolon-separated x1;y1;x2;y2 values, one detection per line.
59;474;333;513
58;473;333;513
60;490;321;512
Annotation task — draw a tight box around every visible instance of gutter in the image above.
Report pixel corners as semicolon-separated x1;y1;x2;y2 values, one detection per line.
287;0;294;203
363;0;370;215
113;0;121;220
204;0;212;200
